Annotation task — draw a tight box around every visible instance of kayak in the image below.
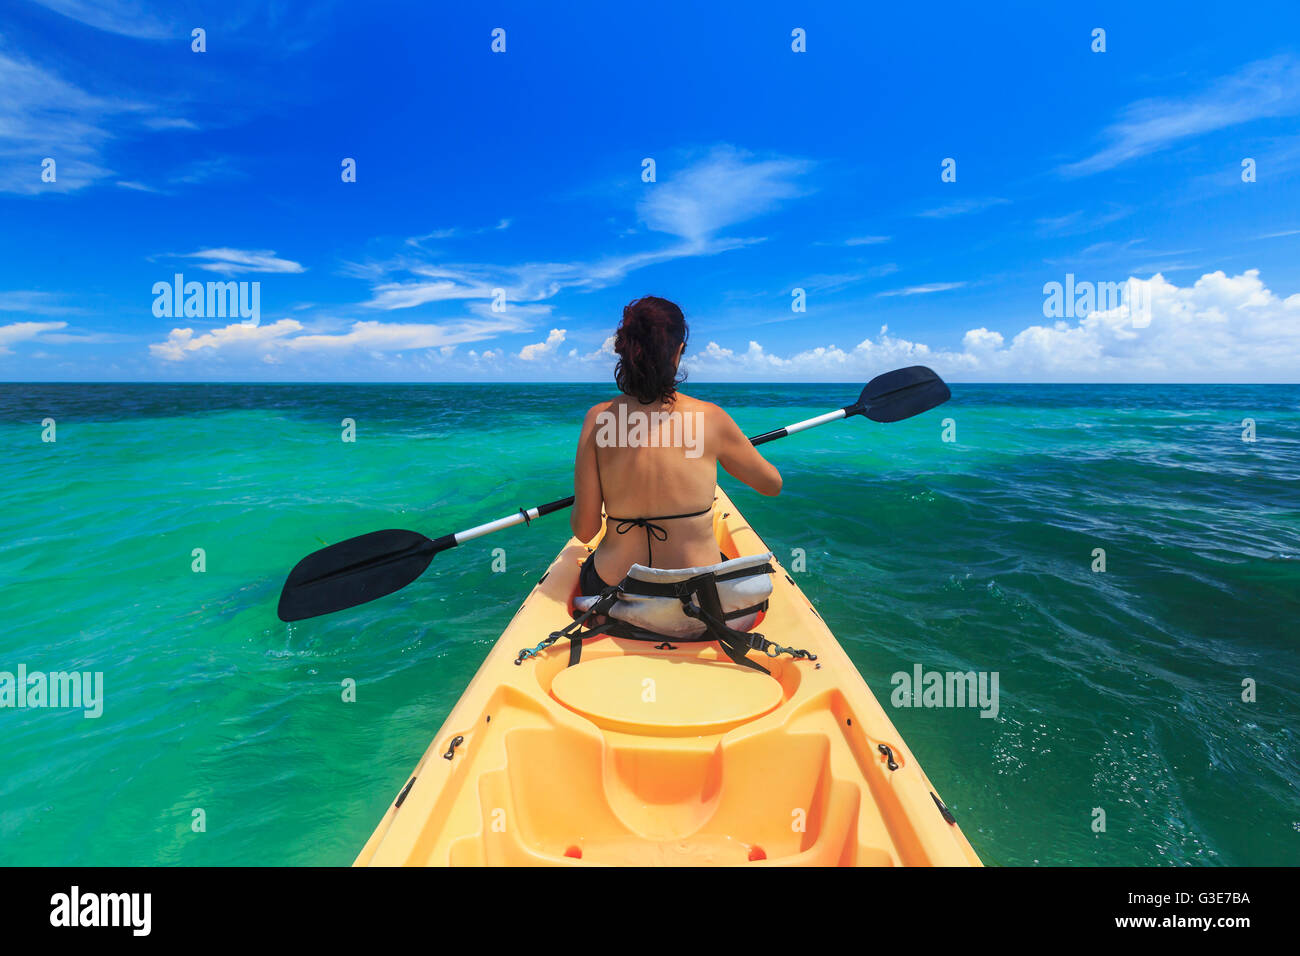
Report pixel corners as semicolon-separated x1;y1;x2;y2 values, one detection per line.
354;486;982;866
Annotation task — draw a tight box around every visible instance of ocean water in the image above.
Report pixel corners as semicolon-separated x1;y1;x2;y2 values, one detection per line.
1;382;1297;866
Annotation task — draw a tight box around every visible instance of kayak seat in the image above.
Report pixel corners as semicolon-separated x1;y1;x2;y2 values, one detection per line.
576;552;774;636
517;553;815;675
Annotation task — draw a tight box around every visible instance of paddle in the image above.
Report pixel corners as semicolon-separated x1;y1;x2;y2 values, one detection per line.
276;365;950;622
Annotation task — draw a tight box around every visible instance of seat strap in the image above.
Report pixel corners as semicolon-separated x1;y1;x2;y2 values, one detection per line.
685;574;774;674
515;575;814;672
514;586;620;666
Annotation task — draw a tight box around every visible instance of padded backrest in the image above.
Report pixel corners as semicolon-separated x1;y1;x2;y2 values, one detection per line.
573;552;774;639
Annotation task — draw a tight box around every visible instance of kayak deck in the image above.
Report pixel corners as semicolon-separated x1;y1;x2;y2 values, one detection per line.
355;488;981;866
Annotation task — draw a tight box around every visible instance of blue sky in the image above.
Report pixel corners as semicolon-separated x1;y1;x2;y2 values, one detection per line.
2;0;1298;382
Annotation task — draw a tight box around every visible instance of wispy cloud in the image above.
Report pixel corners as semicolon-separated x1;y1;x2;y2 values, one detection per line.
353;147;805;312
355;238;760;313
404;219;512;247
1035;206;1132;237
143;117;198;131
799;272;876;294
0;45;199;195
0;321;68;353
0;50;146;194
917;197;1010;218
0;291;84;316
637;145;811;243
812;234;890;248
877;282;966;297
170;157;244;186
169;249;307;275
1062;55;1300;177
27;0;175;39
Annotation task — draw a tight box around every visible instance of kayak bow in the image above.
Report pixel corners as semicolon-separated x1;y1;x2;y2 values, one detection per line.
355;487;981;867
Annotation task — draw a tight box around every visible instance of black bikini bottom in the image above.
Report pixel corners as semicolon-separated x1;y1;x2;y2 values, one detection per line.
578;552;613;596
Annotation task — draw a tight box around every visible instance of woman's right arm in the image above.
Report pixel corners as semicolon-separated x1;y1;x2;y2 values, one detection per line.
715;407;782;496
571;403;607;542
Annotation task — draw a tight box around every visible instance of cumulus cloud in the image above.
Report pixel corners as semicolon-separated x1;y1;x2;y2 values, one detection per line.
149;311;533;362
150;318;304;361
684;270;1300;382
962;328;1005;351
518;328;566;360
98;270;1300;383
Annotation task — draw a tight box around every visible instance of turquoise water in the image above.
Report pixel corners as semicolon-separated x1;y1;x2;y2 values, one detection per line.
1;382;1297;866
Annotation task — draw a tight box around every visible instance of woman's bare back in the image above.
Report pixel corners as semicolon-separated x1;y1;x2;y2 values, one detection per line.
593;393;720;579
572;392;783;584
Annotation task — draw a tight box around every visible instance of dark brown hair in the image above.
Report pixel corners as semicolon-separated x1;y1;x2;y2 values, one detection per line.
613;296;688;405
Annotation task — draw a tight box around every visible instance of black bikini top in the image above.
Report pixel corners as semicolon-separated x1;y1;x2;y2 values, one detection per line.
604;503;713;567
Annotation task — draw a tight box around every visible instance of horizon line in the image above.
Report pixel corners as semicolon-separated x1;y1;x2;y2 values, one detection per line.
2;380;1298;387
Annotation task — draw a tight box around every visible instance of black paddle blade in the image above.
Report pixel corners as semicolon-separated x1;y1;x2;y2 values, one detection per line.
277;529;439;622
853;365;951;422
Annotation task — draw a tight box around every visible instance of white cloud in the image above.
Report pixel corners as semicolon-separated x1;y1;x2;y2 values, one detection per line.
364;280;477;310
962;328;1004;351
844;235;891;246
0;321;67;353
174;248;306;275
685;270;1300;383
1063;56;1300;177
587;334;616;360
130;269;1299;381
519;328;566;360
150;319;304;361
637;145;810;243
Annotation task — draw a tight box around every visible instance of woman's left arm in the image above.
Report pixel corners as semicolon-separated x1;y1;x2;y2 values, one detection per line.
571;403;605;542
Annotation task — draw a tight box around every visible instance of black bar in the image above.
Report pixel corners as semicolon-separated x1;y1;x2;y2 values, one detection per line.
534;495;576;517
748;427;788;447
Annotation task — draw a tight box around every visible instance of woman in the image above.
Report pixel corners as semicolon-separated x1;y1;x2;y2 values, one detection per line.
571;296;782;595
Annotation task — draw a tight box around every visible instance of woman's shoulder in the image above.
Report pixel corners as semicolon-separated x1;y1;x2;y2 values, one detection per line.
673;392;732;422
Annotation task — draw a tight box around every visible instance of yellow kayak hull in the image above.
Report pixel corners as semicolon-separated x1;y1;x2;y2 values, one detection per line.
355;488;982;866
